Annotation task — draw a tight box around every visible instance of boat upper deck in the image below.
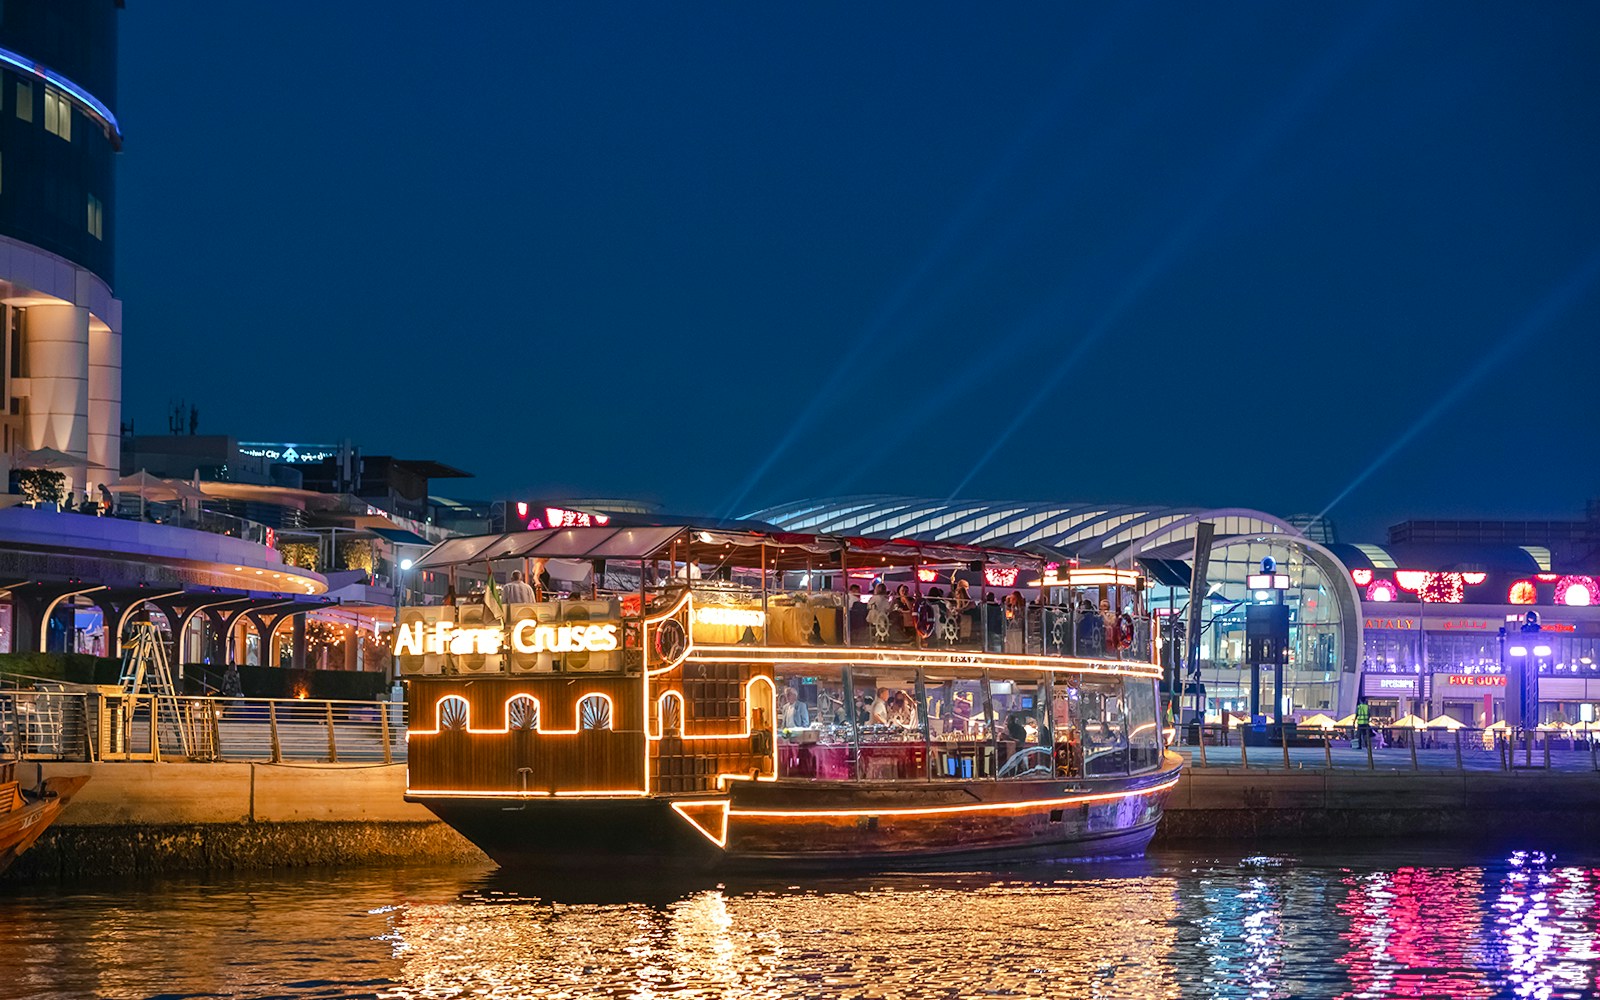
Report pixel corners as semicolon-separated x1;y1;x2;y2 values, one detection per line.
400;523;1159;679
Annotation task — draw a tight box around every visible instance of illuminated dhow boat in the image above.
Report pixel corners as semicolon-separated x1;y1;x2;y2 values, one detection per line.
401;523;1182;870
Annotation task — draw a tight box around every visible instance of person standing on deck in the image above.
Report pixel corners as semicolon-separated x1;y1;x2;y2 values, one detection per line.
1354;696;1371;749
501;571;536;606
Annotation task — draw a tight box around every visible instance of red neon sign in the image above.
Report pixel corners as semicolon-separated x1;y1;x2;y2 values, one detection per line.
984;566;1020;587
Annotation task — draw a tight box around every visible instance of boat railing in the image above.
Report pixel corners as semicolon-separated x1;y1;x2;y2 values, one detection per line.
646;583;1154;662
0;689;405;764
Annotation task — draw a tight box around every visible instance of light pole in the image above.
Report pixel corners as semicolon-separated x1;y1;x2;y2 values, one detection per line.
389;556;414;685
1504;610;1547;749
1245;558;1292;734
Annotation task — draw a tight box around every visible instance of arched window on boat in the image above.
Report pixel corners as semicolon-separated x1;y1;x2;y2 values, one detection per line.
746;676;776;774
656;691;683;738
746;676;775;733
437;695;469;732
579;694;613;731
506;695;540;732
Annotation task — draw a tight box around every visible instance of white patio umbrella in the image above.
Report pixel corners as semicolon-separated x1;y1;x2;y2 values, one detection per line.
105;469;191;520
16;446;82;469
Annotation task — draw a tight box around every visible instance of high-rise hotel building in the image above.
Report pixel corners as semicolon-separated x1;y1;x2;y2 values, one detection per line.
0;1;121;492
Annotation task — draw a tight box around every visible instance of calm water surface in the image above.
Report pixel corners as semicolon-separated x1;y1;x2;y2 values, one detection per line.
4;846;1599;999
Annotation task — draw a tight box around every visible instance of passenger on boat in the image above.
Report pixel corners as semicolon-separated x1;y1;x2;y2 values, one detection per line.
1004;590;1024;618
891;585;918;642
917;587;947;645
887;691;917;728
1078;599;1103;650
781;687;810;729
870;688;892;725
865;582;895;641
847;584;871;640
1099;601;1115;654
500;571;536;606
983;591;1003;651
1006;712;1029;746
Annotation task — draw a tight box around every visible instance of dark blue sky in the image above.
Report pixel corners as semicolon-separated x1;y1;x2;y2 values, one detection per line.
116;3;1600;539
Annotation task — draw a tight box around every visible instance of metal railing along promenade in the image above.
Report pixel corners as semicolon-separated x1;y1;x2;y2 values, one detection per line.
0;688;406;765
1177;722;1600;773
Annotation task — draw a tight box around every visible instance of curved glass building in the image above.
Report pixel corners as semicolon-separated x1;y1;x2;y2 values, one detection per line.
748;495;1362;717
0;0;122;492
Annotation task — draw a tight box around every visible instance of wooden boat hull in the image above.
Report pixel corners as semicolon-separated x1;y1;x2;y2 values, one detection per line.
417;754;1181;872
0;773;89;875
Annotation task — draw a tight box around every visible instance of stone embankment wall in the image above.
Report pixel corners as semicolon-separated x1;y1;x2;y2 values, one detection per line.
1157;768;1600;844
5;762;486;882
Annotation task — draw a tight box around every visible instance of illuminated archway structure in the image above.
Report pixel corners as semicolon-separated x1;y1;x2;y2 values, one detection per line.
748;495;1363;717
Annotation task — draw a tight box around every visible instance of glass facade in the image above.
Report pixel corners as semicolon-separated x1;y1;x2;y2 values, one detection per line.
1147;537;1348;716
0;1;119;285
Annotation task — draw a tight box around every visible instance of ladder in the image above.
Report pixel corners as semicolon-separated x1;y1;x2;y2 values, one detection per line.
119;622;191;758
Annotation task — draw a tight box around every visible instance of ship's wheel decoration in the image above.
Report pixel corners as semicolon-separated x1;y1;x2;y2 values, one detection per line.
1051;617;1070;649
508;695;539;731
655;618;687;662
439;696;469;731
940;616;959;643
867;611;890;642
580;694;612;731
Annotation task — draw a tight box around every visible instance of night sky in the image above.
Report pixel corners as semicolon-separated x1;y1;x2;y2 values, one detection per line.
116;3;1600;539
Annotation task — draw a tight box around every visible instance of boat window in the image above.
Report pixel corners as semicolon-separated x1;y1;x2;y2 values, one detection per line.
1052;680;1082;777
994;676;1051;779
656;691;683;738
1078;678;1129;777
747;676;775;735
777;665;938;780
928;675;998;779
1125;679;1162;772
506;695;539;731
776;666;846;780
437;695;469;732
578;694;613;731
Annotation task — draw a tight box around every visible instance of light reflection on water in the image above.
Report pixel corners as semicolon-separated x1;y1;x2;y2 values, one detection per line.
3;848;1599;999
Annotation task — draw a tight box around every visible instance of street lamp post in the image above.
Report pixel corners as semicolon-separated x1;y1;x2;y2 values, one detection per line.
1504;610;1546;753
1245;558;1293;736
389;556;414;687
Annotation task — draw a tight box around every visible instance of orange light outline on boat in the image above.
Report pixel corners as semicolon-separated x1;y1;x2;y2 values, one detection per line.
643;590;696;676
726;773;1180;819
644;675;781;790
406;787;651;798
686;647;1161;679
407;691;618;737
670;799;731;848
647;677;777;742
646;596;1158;678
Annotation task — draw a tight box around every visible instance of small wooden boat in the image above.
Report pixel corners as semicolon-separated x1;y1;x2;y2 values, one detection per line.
0;761;88;874
402;522;1182;871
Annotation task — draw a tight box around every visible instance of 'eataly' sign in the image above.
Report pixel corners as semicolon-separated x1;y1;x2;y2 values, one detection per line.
394;619;619;656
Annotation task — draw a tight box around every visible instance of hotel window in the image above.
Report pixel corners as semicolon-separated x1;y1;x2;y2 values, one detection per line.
43;86;70;140
86;193;103;240
14;79;30;122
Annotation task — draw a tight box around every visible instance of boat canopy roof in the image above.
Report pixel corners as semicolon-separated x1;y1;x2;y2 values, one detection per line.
412;523;1055;573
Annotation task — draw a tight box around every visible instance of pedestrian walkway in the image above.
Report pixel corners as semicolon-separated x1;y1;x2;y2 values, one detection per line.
1176;742;1598;773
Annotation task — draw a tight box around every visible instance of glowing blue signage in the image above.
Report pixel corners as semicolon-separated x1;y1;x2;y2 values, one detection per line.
0;45;121;144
